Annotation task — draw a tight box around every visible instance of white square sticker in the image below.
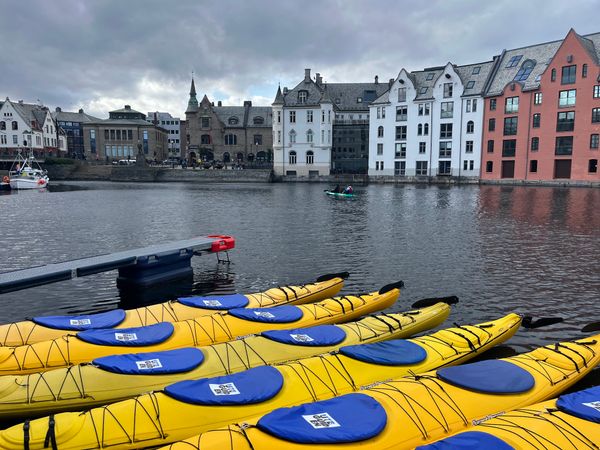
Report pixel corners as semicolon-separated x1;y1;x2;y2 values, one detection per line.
302;413;340;429
254;311;275;319
209;382;240;396
203;300;222;307
583;401;600;412
70;319;92;326
135;359;163;370
290;334;314;343
114;332;138;342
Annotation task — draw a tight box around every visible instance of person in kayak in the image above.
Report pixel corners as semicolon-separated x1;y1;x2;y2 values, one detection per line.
331;184;341;193
343;185;353;194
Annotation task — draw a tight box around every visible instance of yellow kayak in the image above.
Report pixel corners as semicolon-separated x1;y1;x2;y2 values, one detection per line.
167;332;600;450
0;300;451;419
0;273;349;347
418;386;600;449
0;281;402;376
0;313;522;449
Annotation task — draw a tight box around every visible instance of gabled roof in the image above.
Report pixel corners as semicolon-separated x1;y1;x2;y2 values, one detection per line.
283;77;324;107
454;61;495;96
52;109;101;123
326;82;389;111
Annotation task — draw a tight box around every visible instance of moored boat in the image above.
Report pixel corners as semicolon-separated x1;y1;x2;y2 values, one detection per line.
8;152;49;190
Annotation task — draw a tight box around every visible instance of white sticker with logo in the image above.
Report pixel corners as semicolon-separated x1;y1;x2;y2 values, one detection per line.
209;382;240;396
203;300;222;307
583;401;600;412
302;412;340;429
135;359;163;370
254;311;275;319
114;332;138;342
70;319;92;326
290;334;314;343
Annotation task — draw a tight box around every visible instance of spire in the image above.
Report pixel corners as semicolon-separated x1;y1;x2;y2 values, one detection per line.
272;85;284;106
186;74;199;113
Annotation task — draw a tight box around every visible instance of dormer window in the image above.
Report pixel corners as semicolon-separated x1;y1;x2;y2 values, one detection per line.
228;117;239;125
514;60;536;82
253;116;264;125
419;87;428;95
426;73;434;81
466;81;475;89
506;55;523;68
298;90;308;104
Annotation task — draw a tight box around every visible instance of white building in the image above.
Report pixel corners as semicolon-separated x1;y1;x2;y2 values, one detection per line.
369;61;493;179
146;111;182;159
272;69;333;177
0;98;66;158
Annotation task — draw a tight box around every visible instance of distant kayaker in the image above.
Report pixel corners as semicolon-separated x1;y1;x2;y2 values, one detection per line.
343;185;353;194
331;184;341;193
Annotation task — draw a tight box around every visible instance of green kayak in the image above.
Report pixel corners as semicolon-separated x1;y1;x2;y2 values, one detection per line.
325;190;355;198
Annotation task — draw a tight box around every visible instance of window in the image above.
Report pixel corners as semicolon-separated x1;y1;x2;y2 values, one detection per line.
594;85;600;98
487;140;494;153
472;99;477;112
438;161;451;175
466;81;475;89
561;65;576;84
289;151;297;164
417;124;423;135
128;130;133;140
277;130;281;143
228;117;239;125
506;55;523;68
298;91;307;104
466;121;474;133
110;129;115;140
582;64;588;78
559;89;576;107
593;108;600;123
591;134;599;149
534;92;543;105
306;151;314;164
377;143;383;155
443;83;453;98
514;60;535;81
557;111;575;131
395;143;406;158
104;129;109;139
532;113;541;128
418;103;430;116
321;130;324;143
502;140;516;157
289;130;296;143
419;87;428;95
555;136;573;155
398;87;406;102
505;97;519;113
426;72;435;80
589;159;598;173
530;160;538;173
12;135;17;144
423;123;429;135
321;110;325;123
551;68;556;82
0;135;5;145
201;134;211;144
440;123;453;138
289;111;296;123
253;134;262;145
503;117;518;135
395;161;406;176
0;121;4;130
489;118;496;132
224;134;237;145
395;125;407;140
377;126;384;138
466;99;471;112
11;121;18;130
486;161;493;172
472;66;481;75
416;161;428;175
306;130;313;143
201;117;210;128
531;137;539;151
381;108;385;119
439;141;452;158
306;110;313;123
396;106;407;121
490;99;497;111
440;102;453;118
465;140;473;153
419;142;426;154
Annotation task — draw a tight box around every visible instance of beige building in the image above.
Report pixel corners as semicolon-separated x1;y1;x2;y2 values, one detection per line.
184;78;273;165
82;105;168;162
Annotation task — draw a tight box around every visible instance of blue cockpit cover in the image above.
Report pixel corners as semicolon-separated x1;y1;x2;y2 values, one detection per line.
228;305;303;323
262;325;347;346
416;431;515;450
257;393;387;444
556;386;600;424
93;348;204;375
177;294;249;310
32;309;126;331
164;365;284;405
437;360;535;394
339;339;427;366
77;322;175;346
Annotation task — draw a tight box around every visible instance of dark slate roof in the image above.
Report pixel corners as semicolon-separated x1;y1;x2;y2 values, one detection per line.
272;86;284;105
85;118;157;126
110;106;144;114
454;61;495;96
282;78;324;107
326;82;389;111
412;68;444;100
10;101;51;131
214;106;246;128
52;110;101;123
246;107;272;127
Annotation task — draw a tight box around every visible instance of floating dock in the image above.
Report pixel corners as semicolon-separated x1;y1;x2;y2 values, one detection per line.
0;235;235;293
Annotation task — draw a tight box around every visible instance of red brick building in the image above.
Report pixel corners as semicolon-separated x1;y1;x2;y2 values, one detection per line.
481;29;600;182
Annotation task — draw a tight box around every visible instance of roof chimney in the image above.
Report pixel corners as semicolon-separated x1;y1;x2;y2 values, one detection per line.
78;108;84;114
124;105;131;110
389;78;394;87
304;68;311;82
55;107;62;112
244;100;252;107
375;75;379;84
283;87;288;94
315;73;322;86
217;101;222;107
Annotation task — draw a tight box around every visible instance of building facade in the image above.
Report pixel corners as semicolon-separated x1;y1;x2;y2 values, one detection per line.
53;107;100;159
0;98;66;159
185;78;273;165
368;61;493;179
481;29;600;182
82;105;168;162
146;111;182;160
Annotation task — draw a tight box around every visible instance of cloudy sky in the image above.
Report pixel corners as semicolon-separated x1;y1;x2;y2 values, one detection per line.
1;0;598;118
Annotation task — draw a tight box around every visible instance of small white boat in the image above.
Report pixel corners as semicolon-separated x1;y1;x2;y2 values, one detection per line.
8;152;49;190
